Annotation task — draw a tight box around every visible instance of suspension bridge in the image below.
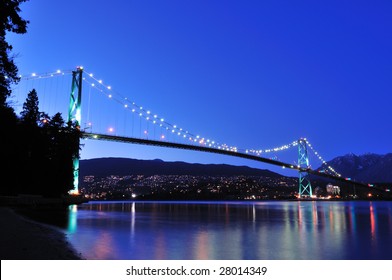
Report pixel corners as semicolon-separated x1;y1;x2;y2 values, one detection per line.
12;66;384;198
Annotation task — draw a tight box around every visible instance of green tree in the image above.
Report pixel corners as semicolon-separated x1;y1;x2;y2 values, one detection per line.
0;0;29;107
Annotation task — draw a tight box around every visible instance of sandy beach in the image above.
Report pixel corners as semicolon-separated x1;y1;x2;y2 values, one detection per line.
0;207;82;260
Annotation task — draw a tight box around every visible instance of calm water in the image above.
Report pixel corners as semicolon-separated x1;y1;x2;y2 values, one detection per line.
52;201;392;259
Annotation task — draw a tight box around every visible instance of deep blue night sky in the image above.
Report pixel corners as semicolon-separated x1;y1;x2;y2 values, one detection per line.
8;0;392;176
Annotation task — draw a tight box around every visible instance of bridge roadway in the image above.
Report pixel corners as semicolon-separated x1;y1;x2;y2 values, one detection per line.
82;132;383;192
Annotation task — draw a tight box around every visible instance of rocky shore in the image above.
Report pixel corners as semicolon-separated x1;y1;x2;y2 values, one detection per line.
0;207;83;260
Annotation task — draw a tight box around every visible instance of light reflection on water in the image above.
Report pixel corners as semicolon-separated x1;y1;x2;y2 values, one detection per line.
63;201;392;260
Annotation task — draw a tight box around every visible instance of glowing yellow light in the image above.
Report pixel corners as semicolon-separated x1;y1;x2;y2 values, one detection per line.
69;190;79;195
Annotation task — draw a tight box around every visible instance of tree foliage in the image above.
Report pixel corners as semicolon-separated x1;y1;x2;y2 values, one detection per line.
20;88;40;125
0;0;29;107
9;93;82;197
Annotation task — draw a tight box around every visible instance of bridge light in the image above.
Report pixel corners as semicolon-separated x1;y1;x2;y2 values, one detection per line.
107;86;111;90
108;94;112;98
56;70;61;74
99;80;102;84
124;104;128;108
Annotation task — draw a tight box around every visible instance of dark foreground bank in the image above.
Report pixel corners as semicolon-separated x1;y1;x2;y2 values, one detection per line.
0;207;82;260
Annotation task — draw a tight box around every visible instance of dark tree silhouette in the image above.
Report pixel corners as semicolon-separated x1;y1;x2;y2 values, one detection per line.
0;0;29;107
20;89;40;126
0;1;29;196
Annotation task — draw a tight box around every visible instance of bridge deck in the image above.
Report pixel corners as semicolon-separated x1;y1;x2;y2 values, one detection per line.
82;132;381;191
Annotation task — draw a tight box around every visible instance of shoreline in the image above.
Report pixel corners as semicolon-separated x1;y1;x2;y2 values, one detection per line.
0;207;83;260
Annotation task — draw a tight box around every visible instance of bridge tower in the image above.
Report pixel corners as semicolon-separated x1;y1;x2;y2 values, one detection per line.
68;66;83;194
298;138;312;198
